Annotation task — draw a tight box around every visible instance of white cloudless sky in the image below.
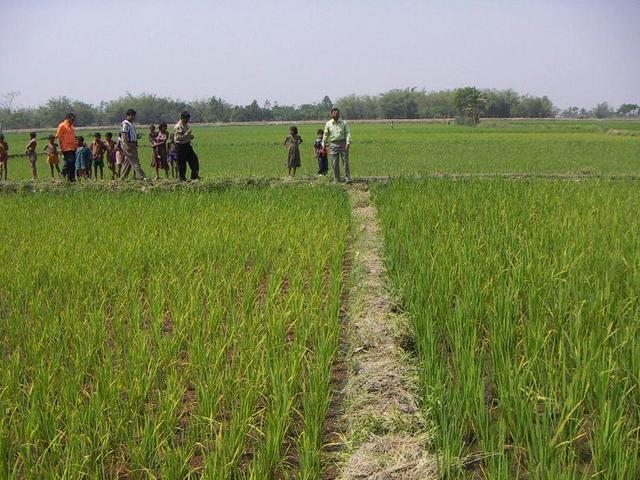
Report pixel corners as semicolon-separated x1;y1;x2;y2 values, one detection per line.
1;0;638;109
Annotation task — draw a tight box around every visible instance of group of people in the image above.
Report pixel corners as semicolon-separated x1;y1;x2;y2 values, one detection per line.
0;107;353;183
285;107;352;183
4;110;200;182
54;109;200;182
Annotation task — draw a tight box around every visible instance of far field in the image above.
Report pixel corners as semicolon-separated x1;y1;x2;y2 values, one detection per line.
1;119;639;479
1;119;639;181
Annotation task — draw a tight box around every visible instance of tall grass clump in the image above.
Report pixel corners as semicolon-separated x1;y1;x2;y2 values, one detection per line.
0;185;349;479
374;178;640;478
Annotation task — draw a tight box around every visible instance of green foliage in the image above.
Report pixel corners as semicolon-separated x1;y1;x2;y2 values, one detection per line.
560;106;581;118
375;179;640;478
335;94;380;119
101;93;189;124
379;88;420;119
454;87;487;124
513;95;556;118
416;90;457;118
3;89;637;129
0;186;349;478
593;101;614;119
34;97;98;126
189;96;233;122
484;89;520;118
618;103;639;116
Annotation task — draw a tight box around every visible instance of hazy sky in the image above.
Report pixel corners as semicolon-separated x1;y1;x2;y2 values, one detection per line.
1;0;638;109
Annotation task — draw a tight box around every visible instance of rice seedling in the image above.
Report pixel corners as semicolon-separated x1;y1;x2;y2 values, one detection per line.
0;185;349;479
375;178;640;478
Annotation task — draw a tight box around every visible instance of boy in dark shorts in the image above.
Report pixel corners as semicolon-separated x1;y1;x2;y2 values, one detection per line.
44;135;61;178
90;132;107;180
25;132;38;180
104;132;117;179
167;133;177;178
314;128;328;176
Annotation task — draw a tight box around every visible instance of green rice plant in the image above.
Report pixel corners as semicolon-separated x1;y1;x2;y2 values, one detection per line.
375;178;640;479
0;185;349;479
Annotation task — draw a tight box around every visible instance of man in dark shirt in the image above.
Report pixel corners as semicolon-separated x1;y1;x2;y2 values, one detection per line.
173;111;200;181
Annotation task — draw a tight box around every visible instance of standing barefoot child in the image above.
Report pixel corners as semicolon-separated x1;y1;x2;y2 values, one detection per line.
284;126;302;177
115;133;125;178
25;132;38;180
167;133;177;178
0;134;8;180
148;124;157;172
44;135;61;178
90;132;107;180
314;129;328;176
105;132;117;179
152;123;170;179
75;136;91;180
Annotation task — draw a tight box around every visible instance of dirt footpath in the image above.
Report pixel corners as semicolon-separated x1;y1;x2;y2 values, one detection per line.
325;185;437;480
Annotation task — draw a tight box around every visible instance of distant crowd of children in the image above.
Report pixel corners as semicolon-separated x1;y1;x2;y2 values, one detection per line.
0;128;179;181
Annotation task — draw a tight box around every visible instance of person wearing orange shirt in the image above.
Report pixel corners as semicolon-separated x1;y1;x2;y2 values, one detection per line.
55;113;77;181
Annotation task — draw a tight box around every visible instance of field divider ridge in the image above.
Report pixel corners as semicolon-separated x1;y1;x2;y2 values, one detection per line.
2;172;639;195
324;185;437;479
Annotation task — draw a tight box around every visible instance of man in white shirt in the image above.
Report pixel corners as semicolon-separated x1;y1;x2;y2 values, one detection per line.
120;109;148;180
322;108;352;183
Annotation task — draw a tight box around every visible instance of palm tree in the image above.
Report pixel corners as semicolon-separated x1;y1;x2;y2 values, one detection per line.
454;87;487;124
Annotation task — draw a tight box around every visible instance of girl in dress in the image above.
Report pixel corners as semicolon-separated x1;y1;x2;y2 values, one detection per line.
152;123;170;179
283;126;302;177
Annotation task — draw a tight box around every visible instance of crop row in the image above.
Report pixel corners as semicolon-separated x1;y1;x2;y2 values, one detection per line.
0;186;350;479
375;179;640;478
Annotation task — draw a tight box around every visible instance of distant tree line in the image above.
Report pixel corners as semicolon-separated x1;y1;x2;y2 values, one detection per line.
559;102;640;119
0;89;637;130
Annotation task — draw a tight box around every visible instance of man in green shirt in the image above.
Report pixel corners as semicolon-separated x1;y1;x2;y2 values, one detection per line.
322;107;352;183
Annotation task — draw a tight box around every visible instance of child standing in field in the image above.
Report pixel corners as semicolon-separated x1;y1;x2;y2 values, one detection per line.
25;132;38;180
167;133;177;178
152;123;169;179
284;126;302;176
115;133;125;178
90;132;107;180
75;136;91;180
148;124;158;170
105;132;117;179
0;134;8;180
44;135;60;178
314;128;328;176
